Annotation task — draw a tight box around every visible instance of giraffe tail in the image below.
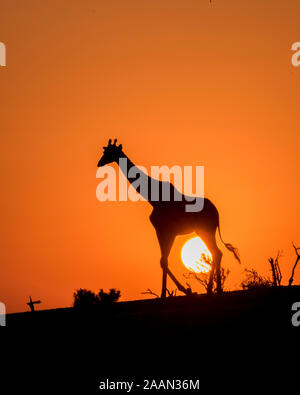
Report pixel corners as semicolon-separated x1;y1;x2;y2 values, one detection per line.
217;224;241;264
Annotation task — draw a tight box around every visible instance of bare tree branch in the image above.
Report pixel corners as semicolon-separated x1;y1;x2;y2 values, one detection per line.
268;250;283;286
184;272;209;292
184;268;230;293
275;250;282;286
141;289;160;298
289;242;300;286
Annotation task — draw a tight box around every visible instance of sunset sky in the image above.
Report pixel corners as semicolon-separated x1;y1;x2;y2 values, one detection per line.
1;0;299;313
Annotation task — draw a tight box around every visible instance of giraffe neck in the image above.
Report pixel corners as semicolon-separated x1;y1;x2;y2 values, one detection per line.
117;152;153;203
118;152;137;176
116;152;181;206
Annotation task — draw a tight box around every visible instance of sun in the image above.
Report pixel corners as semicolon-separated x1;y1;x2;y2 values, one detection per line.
181;236;212;273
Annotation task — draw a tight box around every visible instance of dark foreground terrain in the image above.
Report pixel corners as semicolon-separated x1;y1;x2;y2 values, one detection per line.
7;286;300;332
4;286;299;393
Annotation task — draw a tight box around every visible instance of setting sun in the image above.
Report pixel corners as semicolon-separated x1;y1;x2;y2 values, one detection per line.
181;237;212;274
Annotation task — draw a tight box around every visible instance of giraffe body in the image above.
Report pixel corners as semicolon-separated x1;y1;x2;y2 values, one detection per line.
97;139;240;297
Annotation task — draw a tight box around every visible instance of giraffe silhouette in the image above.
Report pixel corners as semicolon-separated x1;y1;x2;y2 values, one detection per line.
97;139;240;298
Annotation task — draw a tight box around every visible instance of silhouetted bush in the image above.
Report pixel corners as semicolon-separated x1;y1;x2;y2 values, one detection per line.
73;288;98;309
241;269;272;290
73;288;121;309
98;288;121;304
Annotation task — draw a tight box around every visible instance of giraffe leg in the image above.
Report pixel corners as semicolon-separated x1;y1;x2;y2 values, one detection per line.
156;230;192;297
156;231;175;298
166;267;192;295
161;261;167;298
197;230;223;295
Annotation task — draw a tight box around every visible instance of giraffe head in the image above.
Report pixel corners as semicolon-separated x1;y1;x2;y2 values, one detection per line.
97;139;123;167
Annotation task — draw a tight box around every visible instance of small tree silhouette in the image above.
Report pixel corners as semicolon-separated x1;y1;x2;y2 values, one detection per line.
73;288;121;309
98;288;121;304
73;288;98;309
241;268;272;290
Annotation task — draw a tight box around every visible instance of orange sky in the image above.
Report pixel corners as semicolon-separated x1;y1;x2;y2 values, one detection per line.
1;0;299;313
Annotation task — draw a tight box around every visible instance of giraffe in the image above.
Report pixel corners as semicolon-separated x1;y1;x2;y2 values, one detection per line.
97;139;240;298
